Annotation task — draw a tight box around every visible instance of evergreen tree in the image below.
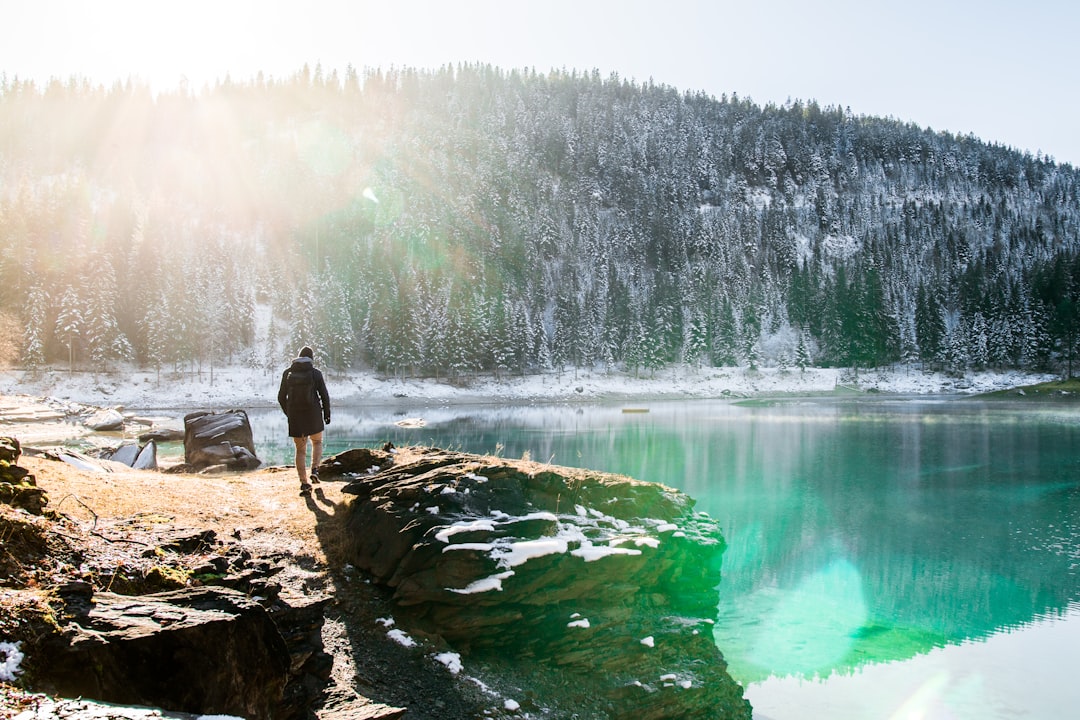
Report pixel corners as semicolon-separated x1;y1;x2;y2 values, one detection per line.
289;280;319;364
82;253;124;367
489;297;519;379
711;299;740;367
741;302;762;370
142;291;170;381
418;279;451;378
682;310;708;368
54;285;82;373
23;283;49;370
314;270;355;372
914;284;946;367
943;328;968;377
795;329;812;373
967;311;989;370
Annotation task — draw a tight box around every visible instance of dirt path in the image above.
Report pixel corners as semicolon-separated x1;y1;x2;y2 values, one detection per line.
24;458;321;544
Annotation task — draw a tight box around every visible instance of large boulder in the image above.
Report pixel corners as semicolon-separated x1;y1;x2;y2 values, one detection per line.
338;447;752;720
84;407;125;431
183;410;260;470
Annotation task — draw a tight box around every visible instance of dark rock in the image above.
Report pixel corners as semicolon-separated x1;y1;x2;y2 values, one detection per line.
322;446;393;479
340;447;752;720
183;410;261;470
153;528;220;554
0;436;46;514
56;580;95;599
268;593;335;717
0;460;30;482
39;586;289;719
139;428;186;443
0;481;46;515
0;435;22;464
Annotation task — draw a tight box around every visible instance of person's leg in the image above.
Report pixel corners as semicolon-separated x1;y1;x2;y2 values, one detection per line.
310;432;323;481
293;436;309;485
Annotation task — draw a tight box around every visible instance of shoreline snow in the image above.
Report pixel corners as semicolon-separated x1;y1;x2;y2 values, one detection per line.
0;364;1056;412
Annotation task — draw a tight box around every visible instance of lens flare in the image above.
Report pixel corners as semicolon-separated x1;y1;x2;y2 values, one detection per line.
747;558;869;677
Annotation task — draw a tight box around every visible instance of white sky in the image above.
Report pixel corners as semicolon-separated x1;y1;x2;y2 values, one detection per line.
2;0;1078;166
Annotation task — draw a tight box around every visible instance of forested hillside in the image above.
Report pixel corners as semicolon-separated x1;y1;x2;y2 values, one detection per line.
3;64;1080;379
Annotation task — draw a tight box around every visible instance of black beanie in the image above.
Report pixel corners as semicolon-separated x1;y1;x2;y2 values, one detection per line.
299;346;314;359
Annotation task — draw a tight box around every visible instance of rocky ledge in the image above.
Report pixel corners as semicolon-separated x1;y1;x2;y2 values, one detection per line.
0;435;349;720
326;446;751;720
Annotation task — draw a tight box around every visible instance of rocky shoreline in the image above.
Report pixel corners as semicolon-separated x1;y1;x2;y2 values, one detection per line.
0;401;751;719
0;365;1058;415
330;446;751;719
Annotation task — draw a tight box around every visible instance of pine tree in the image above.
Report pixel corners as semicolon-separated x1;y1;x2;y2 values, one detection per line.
489;298;519;380
967;311;989;370
795;329;812;373
914;284;946;367
54;285;82;373
943;328;968;377
682;310;708;368
142;291;170;381
314;271;355;372
23;283;49;370
446;298;476;380
419;280;451;379
1022;302;1053;370
290;280;319;364
711;299;740;367
741;303;762;370
82;253;131;370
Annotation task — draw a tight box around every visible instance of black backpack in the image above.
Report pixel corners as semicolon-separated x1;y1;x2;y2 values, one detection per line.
286;367;317;407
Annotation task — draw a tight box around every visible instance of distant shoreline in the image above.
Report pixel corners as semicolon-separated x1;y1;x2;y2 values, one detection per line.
0;364;1058;413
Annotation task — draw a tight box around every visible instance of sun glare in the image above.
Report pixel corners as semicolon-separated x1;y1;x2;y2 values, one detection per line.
17;1;311;92
12;1;556;94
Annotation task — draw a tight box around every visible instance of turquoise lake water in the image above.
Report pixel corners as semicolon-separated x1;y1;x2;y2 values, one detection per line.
196;397;1080;719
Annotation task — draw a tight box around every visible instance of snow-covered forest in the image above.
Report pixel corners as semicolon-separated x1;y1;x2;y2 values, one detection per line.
3;63;1080;379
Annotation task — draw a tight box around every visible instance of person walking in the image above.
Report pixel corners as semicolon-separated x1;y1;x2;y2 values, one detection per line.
277;346;331;495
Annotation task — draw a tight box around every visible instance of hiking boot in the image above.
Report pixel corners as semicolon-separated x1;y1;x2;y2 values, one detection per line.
299;483;312;496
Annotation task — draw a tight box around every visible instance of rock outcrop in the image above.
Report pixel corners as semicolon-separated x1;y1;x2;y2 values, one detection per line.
0;436;46;514
0;458;337;720
21;538;336;720
39;586;290;719
331;447;752;720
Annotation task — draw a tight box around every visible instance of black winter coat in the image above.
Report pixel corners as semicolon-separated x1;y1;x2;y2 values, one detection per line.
277;357;331;438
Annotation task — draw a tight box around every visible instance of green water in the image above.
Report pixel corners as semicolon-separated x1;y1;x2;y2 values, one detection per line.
239;397;1080;718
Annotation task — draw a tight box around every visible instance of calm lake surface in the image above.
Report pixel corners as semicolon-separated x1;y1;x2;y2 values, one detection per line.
214;397;1080;719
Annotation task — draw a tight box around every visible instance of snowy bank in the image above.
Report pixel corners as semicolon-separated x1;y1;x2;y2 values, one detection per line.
0;364;1057;412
